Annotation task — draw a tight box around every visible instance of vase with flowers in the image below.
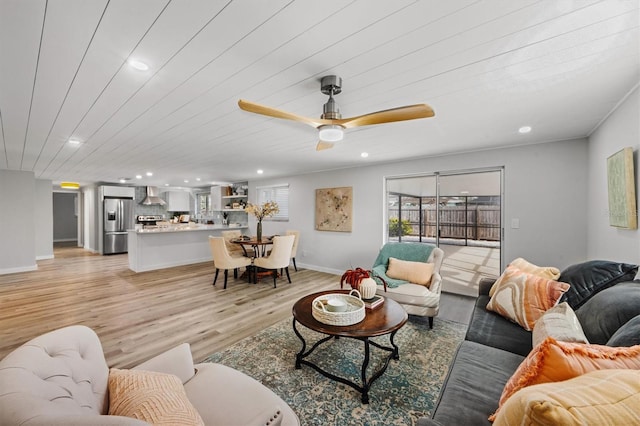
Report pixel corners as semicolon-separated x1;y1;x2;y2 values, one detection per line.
340;267;387;299
245;201;279;241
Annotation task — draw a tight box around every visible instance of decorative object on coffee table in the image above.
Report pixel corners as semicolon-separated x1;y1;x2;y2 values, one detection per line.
312;290;366;326
341;267;387;299
245;201;279;241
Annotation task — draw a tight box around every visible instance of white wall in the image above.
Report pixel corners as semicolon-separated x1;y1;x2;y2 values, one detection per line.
587;86;640;263
250;138;589;275
82;186;99;253
35;180;53;260
0;170;36;274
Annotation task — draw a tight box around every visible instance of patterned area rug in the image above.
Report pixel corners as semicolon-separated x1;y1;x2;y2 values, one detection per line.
204;316;466;425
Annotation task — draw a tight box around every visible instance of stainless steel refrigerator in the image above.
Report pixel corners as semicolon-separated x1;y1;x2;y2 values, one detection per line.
104;198;134;254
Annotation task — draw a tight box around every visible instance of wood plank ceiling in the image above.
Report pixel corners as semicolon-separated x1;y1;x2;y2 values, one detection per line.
0;0;638;188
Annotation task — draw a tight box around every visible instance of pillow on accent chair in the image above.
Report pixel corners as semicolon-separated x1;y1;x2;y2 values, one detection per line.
489;338;640;421
493;369;640;426
490;258;560;297
386;257;435;286
486;267;570;331
532;302;588;347
558;260;638;309
108;368;204;425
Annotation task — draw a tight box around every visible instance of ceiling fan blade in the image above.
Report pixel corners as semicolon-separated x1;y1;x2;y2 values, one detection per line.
238;99;329;128
316;141;334;151
336;104;435;128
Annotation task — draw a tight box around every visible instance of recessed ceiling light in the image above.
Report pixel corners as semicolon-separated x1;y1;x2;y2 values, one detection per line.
518;126;532;134
257;169;264;174
119;179;126;183
146;172;153;177
136;175;142;179
68;139;82;145
128;59;149;71
196;178;201;181
165;183;170;186
184;180;189;183
361;152;369;158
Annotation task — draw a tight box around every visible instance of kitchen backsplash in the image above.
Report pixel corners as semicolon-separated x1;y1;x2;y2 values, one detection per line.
133;187;172;218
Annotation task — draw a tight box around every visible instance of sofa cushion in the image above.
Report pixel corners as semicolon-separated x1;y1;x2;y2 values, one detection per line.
493;369;640;426
465;295;533;357
108;368;204;425
491;338;640;420
386;257;434;286
607;314;640;347
379;282;439;307
489;258;560;296
558;260;638;309
486;267;569;331
532;302;588;347
575;281;640;344
430;341;525;426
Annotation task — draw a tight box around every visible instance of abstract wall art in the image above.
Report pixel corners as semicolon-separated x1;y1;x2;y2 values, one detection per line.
607;147;637;229
315;186;353;232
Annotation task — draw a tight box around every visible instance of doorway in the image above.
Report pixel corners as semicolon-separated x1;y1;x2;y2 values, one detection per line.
386;168;502;297
53;192;78;244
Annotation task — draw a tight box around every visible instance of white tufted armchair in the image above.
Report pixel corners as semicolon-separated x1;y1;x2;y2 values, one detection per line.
0;325;299;426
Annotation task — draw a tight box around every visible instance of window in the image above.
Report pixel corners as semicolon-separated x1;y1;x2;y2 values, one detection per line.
256;184;289;221
196;192;211;215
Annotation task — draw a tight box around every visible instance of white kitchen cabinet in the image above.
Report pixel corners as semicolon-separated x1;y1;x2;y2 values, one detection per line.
164;191;191;212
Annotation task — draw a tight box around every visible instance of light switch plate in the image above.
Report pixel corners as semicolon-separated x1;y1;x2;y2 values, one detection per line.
511;218;520;229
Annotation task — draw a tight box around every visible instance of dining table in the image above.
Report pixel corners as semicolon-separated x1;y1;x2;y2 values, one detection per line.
232;236;277;283
232;236;275;258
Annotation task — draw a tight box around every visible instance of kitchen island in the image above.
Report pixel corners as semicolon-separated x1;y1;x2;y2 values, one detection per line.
127;224;248;272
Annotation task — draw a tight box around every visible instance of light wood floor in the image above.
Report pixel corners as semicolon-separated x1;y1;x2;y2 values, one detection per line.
0;243;339;368
0;243;475;368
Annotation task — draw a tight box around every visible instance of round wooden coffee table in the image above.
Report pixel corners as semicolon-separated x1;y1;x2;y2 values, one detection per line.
292;290;408;403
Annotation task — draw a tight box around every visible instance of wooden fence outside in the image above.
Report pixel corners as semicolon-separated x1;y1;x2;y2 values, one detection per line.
389;205;501;241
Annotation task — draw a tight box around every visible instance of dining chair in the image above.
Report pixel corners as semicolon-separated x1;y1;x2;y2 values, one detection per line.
285;229;300;271
221;229;254;258
208;236;252;289
253;235;295;288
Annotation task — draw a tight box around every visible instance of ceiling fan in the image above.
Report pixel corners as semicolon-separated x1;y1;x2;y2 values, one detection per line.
238;75;435;151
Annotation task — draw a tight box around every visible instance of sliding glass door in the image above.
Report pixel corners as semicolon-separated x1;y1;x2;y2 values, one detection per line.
385;169;503;296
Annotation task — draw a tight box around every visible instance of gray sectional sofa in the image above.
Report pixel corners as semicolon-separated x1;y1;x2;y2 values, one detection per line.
419;260;640;425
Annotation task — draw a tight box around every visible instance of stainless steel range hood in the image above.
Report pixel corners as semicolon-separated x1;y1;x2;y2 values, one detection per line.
140;186;166;205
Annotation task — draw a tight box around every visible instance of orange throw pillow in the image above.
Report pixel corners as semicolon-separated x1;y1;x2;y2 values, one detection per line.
490;338;640;421
486;267;569;331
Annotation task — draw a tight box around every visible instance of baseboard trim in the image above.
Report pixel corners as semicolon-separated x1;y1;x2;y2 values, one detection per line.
36;254;54;260
296;263;342;276
0;264;38;275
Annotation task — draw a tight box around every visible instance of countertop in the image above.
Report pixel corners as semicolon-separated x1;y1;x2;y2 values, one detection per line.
129;224;248;234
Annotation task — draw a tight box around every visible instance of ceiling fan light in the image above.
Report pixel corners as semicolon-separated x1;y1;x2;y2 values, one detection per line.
318;125;344;142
